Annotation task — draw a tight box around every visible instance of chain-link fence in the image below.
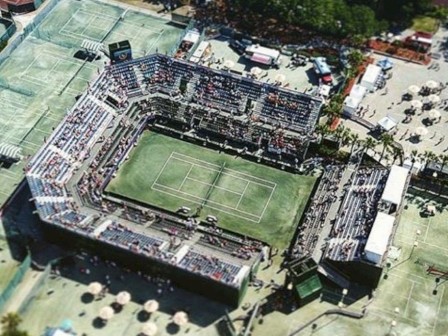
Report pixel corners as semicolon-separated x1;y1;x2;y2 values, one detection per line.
0;254;31;313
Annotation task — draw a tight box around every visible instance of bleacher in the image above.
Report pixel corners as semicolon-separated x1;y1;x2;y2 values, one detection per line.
325;167;389;262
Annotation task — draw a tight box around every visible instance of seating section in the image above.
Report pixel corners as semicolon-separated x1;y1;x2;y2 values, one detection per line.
290;165;344;259
325;168;389;262
27;53;324;287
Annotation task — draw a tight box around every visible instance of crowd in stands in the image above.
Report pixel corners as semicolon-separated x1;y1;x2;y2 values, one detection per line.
290;165;344;259
26;52;323;288
325;168;389;261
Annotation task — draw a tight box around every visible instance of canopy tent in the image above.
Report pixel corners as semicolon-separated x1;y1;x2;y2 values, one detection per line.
182;30;200;44
428;109;441;120
410;100;422;109
360;64;382;91
250;53;271;65
99;306;114;320
0;143;22;162
403;159;423;174
415;126;428;137
143;300;159;313
318;85;331;98
223;60;235;69
343;96;361;115
426;80;438;90
408;85;420;95
275;74;286;83
116;291;131;305
377;58;393;71
173;311;188;326
349;84;367;100
81;39;104;54
428;94;440;104
87;282;102;295
364;212;395;264
381;165;409;207
141;322;158;336
250;67;262;77
377;116;397;132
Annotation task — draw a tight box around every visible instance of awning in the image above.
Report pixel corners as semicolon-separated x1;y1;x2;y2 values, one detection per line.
81;39;104;53
322;75;332;83
377;116;397;132
250;53;271;65
0;143;21;161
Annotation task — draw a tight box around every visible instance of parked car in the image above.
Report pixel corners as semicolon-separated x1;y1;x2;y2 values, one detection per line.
229;40;245;55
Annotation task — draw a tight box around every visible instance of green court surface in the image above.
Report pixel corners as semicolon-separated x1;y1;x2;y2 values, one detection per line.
107;131;316;248
0;0;184;204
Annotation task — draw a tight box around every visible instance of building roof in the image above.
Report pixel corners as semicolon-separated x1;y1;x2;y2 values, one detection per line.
245;44;280;59
361;64;382;87
364;212;395;264
381;165;409;206
295;274;322;299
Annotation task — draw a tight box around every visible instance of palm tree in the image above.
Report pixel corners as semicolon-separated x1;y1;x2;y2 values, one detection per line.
420;150;437;165
410;149;419;173
1;312;28;336
379;133;394;160
438;155;448;174
349;133;360;153
361;136;377;155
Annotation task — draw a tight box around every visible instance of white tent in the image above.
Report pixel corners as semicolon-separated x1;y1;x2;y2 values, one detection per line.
360;64;382;92
343;96;361;115
377;116;397;132
381;165;409;207
349;84;367;100
183;30;200;44
403;159;423;175
364;212;395;264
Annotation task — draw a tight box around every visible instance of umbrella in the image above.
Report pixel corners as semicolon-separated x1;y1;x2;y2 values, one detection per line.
378;58;393;71
143;300;159;313
410;100;422;109
141;322;158;336
116;291;131;305
415;126;428;137
223;60;235;69
408;85;420;95
250;67;262;77
88;282;102;295
429;109;441;119
99;306;114;320
426;80;438;89
275;74;286;83
173;311;188;326
428;94;440;104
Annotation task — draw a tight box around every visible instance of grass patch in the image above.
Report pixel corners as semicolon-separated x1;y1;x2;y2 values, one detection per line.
412;16;438;33
106;131;316;248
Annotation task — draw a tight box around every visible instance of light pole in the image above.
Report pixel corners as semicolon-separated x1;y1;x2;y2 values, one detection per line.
338;288;348;308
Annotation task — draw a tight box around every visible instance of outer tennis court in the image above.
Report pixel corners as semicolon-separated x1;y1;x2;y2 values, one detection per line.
0;0;185;205
107;131;316;247
152;152;276;223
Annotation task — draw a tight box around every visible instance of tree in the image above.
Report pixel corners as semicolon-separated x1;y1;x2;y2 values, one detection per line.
349;132;360;152
379;133;394;160
410;149;419;172
361;136;377;154
347;50;364;69
1;312;29;336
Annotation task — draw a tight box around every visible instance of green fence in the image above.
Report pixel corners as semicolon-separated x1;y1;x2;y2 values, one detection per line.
0;254;31;313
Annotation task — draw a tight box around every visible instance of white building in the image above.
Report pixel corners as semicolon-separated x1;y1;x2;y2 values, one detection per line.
364;212;395;265
360;64;382;92
244;45;281;65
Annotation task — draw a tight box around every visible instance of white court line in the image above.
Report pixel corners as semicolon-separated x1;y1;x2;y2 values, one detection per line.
171;153;277;188
396;238;448;254
151;152;174;188
235;181;250;209
152;182;260;219
403;281;415;316
178;164;194;191
185;177;243;195
258;184;276;219
151;184;260;223
432;286;445;336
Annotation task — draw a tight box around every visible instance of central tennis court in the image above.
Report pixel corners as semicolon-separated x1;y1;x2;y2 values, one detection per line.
152;151;276;223
107;131;316;247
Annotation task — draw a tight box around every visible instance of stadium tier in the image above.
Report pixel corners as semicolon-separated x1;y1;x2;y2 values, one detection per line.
23;53;326;305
